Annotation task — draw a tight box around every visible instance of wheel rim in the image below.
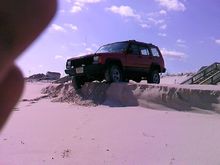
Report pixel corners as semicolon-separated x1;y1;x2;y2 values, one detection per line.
153;73;159;83
112;68;121;82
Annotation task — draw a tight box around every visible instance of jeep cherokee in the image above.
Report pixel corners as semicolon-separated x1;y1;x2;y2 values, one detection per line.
65;40;166;89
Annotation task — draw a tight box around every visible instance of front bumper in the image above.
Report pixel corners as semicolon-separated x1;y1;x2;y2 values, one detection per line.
65;64;105;78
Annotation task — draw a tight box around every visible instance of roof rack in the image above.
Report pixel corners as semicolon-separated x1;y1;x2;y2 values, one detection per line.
130;40;153;45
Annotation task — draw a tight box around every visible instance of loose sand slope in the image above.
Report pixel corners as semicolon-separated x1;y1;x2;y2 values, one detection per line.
42;82;220;112
0;80;220;165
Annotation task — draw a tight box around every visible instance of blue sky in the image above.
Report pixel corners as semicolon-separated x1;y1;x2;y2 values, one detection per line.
16;0;220;76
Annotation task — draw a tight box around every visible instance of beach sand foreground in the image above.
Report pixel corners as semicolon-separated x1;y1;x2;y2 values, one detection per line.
0;79;220;165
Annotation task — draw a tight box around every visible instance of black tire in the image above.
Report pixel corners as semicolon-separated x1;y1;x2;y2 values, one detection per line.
105;65;123;83
148;70;160;84
72;76;84;89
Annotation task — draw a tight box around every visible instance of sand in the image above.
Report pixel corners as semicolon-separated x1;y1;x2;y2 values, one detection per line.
0;76;220;165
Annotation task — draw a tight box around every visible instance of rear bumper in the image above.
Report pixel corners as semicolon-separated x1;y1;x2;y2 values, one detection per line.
162;67;166;73
65;64;105;78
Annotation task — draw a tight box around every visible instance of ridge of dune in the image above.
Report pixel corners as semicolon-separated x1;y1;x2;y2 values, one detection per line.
41;82;220;112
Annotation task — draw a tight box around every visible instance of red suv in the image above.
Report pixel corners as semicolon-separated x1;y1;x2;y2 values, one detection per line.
65;40;166;89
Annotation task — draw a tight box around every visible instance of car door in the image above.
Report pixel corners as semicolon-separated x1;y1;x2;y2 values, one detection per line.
125;43;143;70
138;46;153;71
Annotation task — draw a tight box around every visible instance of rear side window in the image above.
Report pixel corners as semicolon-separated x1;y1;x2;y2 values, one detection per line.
140;47;150;56
150;47;160;57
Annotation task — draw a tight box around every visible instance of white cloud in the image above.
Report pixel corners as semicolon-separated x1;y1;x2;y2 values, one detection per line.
64;24;78;31
75;47;95;57
148;18;165;25
71;5;82;13
106;5;140;19
158;33;167;37
51;24;66;32
176;39;187;47
215;39;220;45
147;10;167;17
76;0;102;3
51;23;78;33
55;55;66;60
160;24;167;29
155;0;186;11
161;48;186;59
70;0;102;13
75;53;86;57
140;24;150;28
106;5;169;30
55;55;63;59
106;5;170;30
177;39;186;43
159;10;167;15
85;48;93;52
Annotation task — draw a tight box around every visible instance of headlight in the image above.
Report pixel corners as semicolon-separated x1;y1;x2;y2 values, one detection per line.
67;60;71;66
93;56;99;62
66;60;72;69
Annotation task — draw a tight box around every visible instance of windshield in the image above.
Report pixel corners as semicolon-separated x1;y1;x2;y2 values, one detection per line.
96;42;128;53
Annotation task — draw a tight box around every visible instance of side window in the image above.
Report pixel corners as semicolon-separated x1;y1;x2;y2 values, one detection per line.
150;47;160;57
128;44;140;55
140;47;150;56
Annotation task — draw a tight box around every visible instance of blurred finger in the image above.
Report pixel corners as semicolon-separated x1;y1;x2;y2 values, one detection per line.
0;0;57;82
0;65;24;131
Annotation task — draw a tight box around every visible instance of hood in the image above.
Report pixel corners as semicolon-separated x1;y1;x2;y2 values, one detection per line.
67;52;124;61
67;53;96;61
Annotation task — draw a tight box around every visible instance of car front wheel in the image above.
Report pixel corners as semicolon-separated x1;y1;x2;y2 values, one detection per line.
105;65;123;83
72;76;84;89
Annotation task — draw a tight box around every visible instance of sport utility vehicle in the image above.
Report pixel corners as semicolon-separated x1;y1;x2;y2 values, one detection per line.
65;40;166;89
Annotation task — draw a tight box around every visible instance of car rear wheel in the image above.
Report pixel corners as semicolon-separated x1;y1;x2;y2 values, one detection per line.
148;70;160;84
72;76;84;89
105;65;123;83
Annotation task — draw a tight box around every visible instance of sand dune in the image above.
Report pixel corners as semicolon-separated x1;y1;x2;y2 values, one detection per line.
41;82;220;112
